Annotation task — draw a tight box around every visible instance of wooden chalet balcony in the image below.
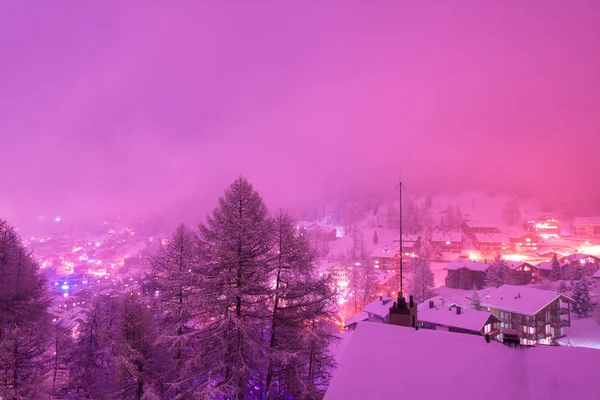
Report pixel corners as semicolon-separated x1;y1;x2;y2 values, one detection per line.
523;332;545;341
556;308;569;316
551;320;569;328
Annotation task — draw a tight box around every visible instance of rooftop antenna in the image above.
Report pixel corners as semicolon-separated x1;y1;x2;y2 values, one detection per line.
395;178;406;299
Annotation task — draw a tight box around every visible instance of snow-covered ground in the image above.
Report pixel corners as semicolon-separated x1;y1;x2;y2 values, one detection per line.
560;316;600;349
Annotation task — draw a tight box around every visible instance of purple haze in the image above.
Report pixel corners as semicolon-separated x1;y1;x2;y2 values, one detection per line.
1;1;599;224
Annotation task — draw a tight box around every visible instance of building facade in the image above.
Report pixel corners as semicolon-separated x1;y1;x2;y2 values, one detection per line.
481;285;573;345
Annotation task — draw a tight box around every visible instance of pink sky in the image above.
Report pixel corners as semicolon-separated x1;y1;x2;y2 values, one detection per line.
1;1;599;222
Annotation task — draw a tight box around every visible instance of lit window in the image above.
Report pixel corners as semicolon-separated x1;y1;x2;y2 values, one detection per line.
446;241;451;245
526;238;531;242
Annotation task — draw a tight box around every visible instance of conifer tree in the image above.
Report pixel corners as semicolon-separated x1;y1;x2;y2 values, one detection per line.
265;212;336;399
195;177;275;399
406;256;434;303
144;224;199;397
485;255;513;288
550;254;563;281
469;288;482;311
0;220;52;399
373;230;379;245
572;276;594;318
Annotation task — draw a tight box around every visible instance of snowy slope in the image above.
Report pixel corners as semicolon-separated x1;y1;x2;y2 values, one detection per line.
325;322;600;400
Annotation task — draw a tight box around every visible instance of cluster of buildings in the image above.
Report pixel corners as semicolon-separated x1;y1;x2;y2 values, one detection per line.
443;253;600;290
345;284;574;346
21;216;168;340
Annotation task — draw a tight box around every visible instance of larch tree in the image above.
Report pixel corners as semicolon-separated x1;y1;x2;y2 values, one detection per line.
112;292;165;400
144;224;200;398
406;256;434;303
67;293;120;399
195;177;275;399
0;220;52;399
50;322;75;397
265;212;336;399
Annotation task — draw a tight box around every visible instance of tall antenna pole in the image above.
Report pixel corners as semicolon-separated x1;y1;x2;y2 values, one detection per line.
396;180;404;298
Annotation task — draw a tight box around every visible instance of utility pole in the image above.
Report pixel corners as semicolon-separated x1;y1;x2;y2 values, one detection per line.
395;180;405;298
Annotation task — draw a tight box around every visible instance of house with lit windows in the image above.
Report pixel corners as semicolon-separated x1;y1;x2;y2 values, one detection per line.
431;231;462;253
509;232;542;253
480;285;573;345
573;217;600;237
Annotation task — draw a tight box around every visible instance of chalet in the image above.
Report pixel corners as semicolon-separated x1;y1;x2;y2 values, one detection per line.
319;263;350;287
371;246;398;269
362;296;394;323
393;234;419;255
373;270;399;298
418;297;500;337
573;217;600;237
471;233;510;253
535;260;567;281
296;222;337;241
525;216;561;238
462;220;501;236
538;248;568;260
559;253;600;278
509;232;542;253
480;285;574;345
506;261;536;285
431;231;462;253
324;322;600;400
443;260;489;290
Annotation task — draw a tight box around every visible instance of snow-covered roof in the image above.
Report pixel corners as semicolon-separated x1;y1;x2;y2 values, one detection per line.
431;231;461;243
362;296;394;319
573;217;600;227
373;270;398;285
473;233;510;244
505;261;534;271
325;322;600;400
418;300;498;332
443;260;489;272
372;246;398;259
463;220;500;229
343;312;368;328
480;285;572;316
536;261;554;271
561;253;600;263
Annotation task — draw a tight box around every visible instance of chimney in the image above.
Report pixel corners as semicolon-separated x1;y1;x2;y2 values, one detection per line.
409;295;414;308
429;300;434;309
456;307;462;315
380;295;383;302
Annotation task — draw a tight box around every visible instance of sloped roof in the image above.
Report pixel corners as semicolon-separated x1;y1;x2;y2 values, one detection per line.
473;233;510;244
505;261;534;271
431;231;462;242
444;260;489;272
418;300;499;332
342;312;369;328
325;322;600;400
561;253;600;263
362;296;394;319
480;285;573;316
